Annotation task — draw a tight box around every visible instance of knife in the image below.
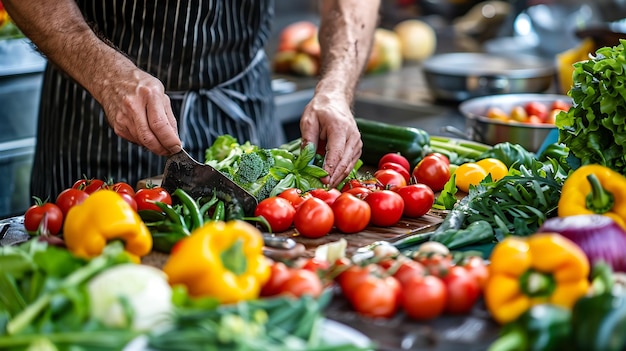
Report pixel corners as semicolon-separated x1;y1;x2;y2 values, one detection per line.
161;149;258;217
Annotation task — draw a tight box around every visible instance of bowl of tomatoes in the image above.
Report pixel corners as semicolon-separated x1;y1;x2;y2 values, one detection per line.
458;93;572;152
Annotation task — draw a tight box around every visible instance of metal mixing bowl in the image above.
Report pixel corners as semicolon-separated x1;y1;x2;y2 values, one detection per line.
422;53;556;102
458;93;571;152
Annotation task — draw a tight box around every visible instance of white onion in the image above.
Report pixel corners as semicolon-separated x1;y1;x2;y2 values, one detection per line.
538;214;626;272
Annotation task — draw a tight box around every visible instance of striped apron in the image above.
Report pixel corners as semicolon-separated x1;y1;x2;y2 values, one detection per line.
31;0;286;199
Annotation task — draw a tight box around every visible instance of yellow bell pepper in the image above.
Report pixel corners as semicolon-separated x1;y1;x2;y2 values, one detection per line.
558;164;626;231
162;220;270;304
484;233;590;324
64;190;152;262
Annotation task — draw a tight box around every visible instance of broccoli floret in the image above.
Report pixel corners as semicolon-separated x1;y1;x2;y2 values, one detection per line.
236;152;266;183
243;173;279;201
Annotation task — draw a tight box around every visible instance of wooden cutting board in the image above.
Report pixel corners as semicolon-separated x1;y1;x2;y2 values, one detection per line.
137;175;446;262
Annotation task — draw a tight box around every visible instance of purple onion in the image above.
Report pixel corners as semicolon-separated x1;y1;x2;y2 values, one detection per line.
538;214;626;272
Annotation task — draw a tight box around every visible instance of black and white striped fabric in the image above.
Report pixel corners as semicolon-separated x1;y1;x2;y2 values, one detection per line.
31;0;286;199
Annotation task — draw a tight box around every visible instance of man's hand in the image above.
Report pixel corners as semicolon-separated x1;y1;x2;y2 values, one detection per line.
100;68;182;156
300;91;362;188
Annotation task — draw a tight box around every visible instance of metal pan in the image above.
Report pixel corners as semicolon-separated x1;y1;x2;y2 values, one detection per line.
458;93;570;152
422;52;556;102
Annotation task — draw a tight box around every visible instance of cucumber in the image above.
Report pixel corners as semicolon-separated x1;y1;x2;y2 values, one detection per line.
356;118;430;169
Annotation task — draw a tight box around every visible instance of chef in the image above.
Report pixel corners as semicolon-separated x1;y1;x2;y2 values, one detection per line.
2;0;380;199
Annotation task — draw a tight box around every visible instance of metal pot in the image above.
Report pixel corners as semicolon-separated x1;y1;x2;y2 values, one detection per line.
422;53;556;102
457;93;570;152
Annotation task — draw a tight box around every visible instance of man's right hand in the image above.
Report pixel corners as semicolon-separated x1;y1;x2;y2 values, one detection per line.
100;69;182;156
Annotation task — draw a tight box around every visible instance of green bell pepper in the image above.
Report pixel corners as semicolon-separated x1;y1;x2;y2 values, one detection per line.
571;291;626;351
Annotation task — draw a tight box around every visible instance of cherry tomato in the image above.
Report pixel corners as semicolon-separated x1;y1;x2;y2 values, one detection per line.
261;261;293;297
510;105;529;123
134;186;172;212
55;188;90;217
118;192;138;212
279;268;323;298
442;266;481;314
395;184;435;218
72;177;105;194
308;188;341;206
374;169;407;191
364;190;404;227
551;100;571;112
455;162;488;193
300;257;331;273
278;187;311;208
475;158;508;182
412;154;450;192
331;193;371;234
413;251;454;278
293;197;334;238
24;200;64;234
461;256;490;290
428;152;450;166
349;274;400;318
337;264;378;299
340;178;381;192
378;152;411;173
524;101;548;122
254;196;296;232
401;275;447;320
379;162;411;184
344;186;372;199
384;258;426;286
109;181;136;196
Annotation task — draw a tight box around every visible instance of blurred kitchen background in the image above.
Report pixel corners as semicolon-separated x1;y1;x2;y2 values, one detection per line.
1;0;625;219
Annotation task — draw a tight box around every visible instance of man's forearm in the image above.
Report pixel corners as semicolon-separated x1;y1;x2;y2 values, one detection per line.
316;0;380;101
3;0;137;102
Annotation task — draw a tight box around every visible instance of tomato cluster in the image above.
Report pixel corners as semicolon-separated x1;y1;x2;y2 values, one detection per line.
23;176;172;235
335;244;488;320
260;258;325;298
486;100;571;125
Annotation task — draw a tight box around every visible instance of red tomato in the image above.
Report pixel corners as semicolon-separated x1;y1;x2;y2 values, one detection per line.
24;201;64;234
364;190;404;227
428;152;450;166
340;178;381;192
414;251;454;278
337;264;378;299
442;266;482;314
379;162;411;184
461;256;490;290
331;193;371;234
374;169;407;191
254;196;296;232
412;154;450;192
279;268;323;298
396;184;435;218
344;186;372;199
109;182;136;196
378;152;411;173
300;257;331;273
72;177;105;194
118;192;138;212
386;259;426;287
551;100;571;112
349;274;401;318
308;188;341;206
524;101;549;122
55;188;90;217
134;186;172;212
401;275;447;320
261;261;293;297
293;197;334;238
278;187;311;208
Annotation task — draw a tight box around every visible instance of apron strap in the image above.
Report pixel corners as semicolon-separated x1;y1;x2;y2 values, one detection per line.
169;49;266;146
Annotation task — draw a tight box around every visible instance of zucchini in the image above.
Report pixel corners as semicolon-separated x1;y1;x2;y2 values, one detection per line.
356;118;430;168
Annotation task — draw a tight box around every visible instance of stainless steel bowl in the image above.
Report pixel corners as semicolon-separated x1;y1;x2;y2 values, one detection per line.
422;53;556;102
458;93;571;152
